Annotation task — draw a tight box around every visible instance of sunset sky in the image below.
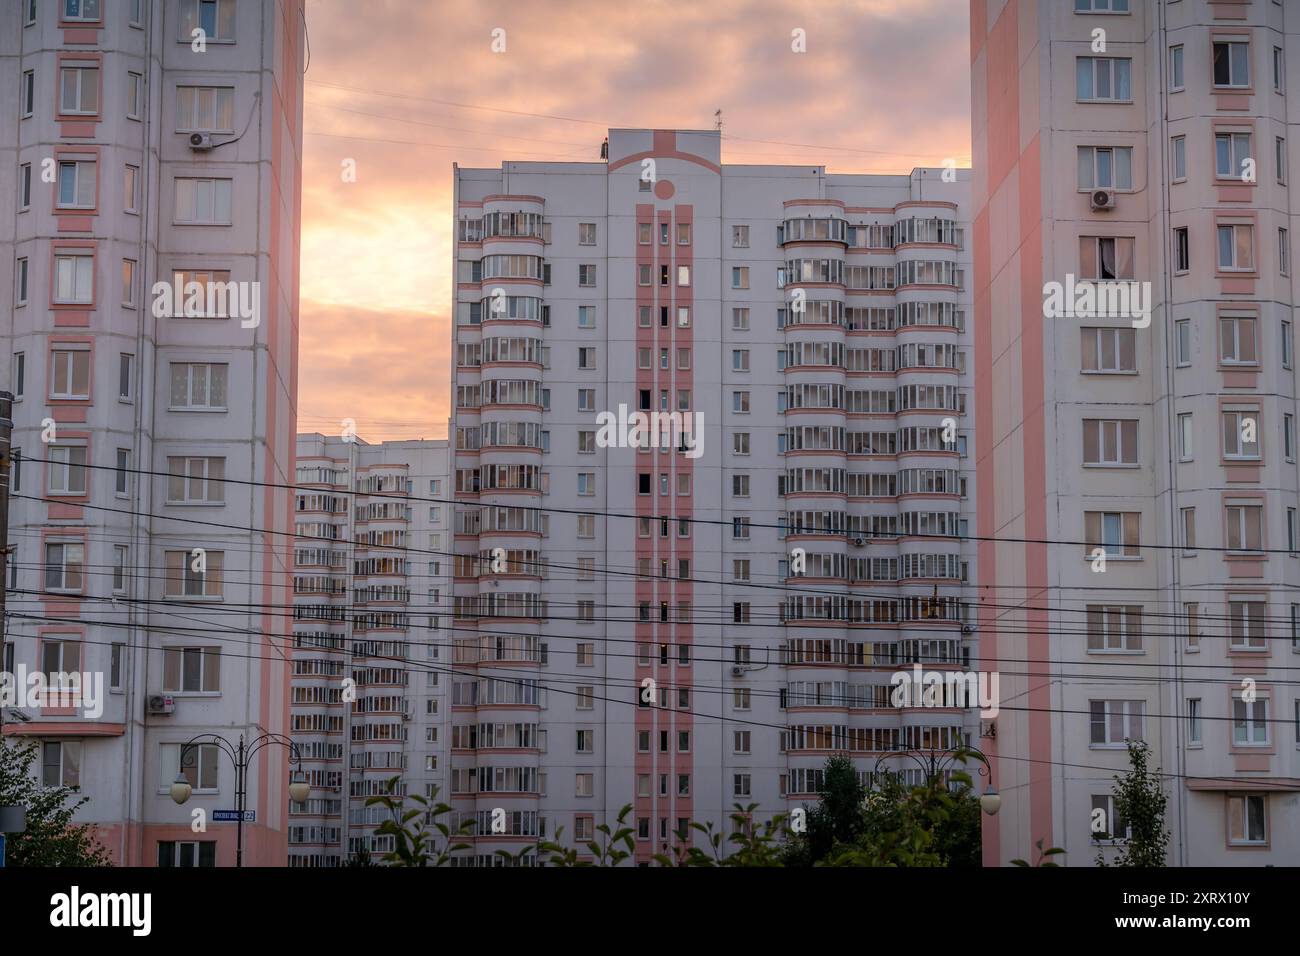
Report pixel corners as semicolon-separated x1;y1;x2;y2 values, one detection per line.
297;0;972;441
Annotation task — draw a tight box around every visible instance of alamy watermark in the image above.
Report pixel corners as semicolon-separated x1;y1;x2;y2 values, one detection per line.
151;277;260;328
889;663;1000;718
1;666;104;719
1043;274;1151;329
594;403;704;459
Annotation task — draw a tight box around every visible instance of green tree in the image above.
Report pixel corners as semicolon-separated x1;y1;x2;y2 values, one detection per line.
539;803;635;866
0;742;111;867
826;769;970;867
1095;740;1169;868
364;777;470;866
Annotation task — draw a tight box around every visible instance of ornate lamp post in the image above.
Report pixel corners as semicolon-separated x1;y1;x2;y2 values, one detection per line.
169;732;310;867
872;744;1001;816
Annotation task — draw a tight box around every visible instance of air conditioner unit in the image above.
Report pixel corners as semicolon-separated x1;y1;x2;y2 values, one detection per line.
188;132;214;151
961;624;975;636
980;721;997;739
147;694;175;716
852;537;866;548
1090;189;1116;211
731;665;745;677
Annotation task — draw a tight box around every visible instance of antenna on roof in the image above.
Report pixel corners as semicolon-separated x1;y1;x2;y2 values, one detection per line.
714;109;723;133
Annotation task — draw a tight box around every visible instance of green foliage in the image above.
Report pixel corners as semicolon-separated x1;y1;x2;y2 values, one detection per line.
539;803;635;866
0;742;111;867
1094;741;1169;868
653;805;793;867
823;769;972;867
1011;838;1065;867
364;776;471;866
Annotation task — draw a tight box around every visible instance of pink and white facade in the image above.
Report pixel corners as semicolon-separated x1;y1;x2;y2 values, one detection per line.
972;0;1300;865
1;0;304;866
289;433;451;867
451;129;979;864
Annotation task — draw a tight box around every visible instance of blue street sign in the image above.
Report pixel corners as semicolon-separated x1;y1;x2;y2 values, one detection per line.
212;810;256;823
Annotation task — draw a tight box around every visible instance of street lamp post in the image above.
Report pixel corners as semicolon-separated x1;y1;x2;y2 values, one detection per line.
169;732;310;867
871;744;1001;816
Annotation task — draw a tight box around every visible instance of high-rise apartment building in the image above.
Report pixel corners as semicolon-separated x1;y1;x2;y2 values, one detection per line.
1;0;304;866
972;0;1300;864
289;433;451;867
450;129;978;865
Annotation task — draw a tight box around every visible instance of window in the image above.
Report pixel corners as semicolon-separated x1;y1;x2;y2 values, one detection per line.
50;349;91;399
1079;236;1134;280
13;353;24;399
1076;57;1132;102
113;547;128;594
577;347;596;370
578;264;596;287
1215;132;1252;180
660;223;669;245
1214;601;1262;659
121;259;136;306
1172;135;1187;181
167;457;225;503
115;448;130;495
1173;227;1189;272
677;307;690;328
1181;506;1196;552
677;265;690;287
732;475;750;498
1227;794;1267;846
677;223;690;245
24;0;36;25
578;305;595;329
169;363;229;410
44;541;85;590
124;164;139;213
733;224;749;247
577;388;595;411
1177;413;1193;461
1219;315;1257;364
732;349;750;372
576;730;593;753
1222;411;1260;459
54;253;94;303
22;70;36;118
1285;413;1295;462
1175;319;1191;365
129;0;143;26
1087;605;1143;652
576;686;594;710
59;64;99;114
1077;146;1133;190
15;258;28;307
164;742;220;792
164;549;223;598
1278;137;1287;184
578;222;596;245
1082;419;1138;466
175;86;235;132
118;352;134;401
1089;699;1145;746
1187;698;1202;745
732;266;749;289
1074;0;1129;10
1076;329;1138;374
577;473;595;496
1185;602;1200;651
174;178;233;225
163;647;221;693
19;163;32;211
1225;503;1263;552
575;774;593;797
42;741;81;789
733;391;750;413
1084;511;1140;559
1169;44;1185;91
1213;40;1251;89
1281;228;1291;276
733;432;750;455
1233;696;1270;745
126;72;142;120
63;0;101;20
1274;46;1285;93
180;0;237;42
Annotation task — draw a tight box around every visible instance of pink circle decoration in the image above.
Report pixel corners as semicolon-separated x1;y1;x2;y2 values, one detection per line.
654;179;675;200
